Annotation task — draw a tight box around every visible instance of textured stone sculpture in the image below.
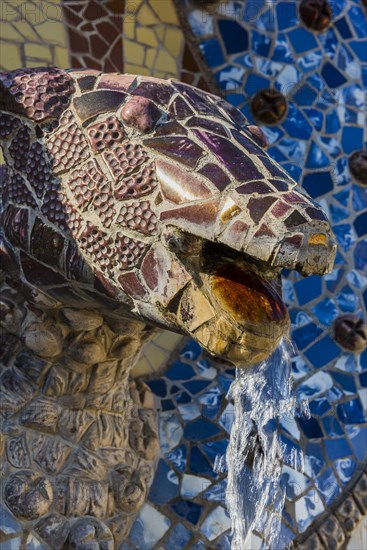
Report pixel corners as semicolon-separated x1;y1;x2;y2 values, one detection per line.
0;67;336;548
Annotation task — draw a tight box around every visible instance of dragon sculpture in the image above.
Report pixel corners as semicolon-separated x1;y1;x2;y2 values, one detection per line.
0;67;336;548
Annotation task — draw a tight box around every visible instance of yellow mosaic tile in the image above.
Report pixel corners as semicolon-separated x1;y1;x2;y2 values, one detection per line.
36;20;67;45
132;332;184;378
0;41;21;69
151;0;180;24
145;47;157;68
154;332;185;350
15;19;40;41
124;20;136;40
0;0;69;71
154;50;177;75
124;63;151;76
155;27;165;41
164;28;184;57
54;46;69;69
137;3;159;26
124;39;145;65
124;0;184;79
25;59;49;68
132;357;152;378
0;22;23;41
25;43;52;61
137;27;158;47
1;1;21;22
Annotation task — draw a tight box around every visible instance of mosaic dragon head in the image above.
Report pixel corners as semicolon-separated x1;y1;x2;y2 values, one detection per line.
0;67;336;367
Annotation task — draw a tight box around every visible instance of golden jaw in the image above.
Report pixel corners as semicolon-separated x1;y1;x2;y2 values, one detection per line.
176;254;290;367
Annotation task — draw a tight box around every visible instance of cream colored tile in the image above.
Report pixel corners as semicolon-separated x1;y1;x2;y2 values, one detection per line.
132;356;152;378
0;22;23;41
154;26;165;41
137;27;158;47
145;46;157;69
1;2;21;22
0;41;21;70
124;21;135;40
54;45;69;69
154;50;177;74
137;3;159;26
164;28;184;57
25;59;49;68
124;39;145;65
15;19;40;40
36;20;67;46
154;331;184;351
124;63;150;76
146;346;169;370
151;0;179;24
25;42;52;61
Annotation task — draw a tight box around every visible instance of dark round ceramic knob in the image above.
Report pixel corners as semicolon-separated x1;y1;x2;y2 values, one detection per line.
299;0;332;32
250;89;288;125
333;314;367;353
349;150;367;186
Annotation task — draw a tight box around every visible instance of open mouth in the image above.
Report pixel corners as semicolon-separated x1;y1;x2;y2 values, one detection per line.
176;240;290;367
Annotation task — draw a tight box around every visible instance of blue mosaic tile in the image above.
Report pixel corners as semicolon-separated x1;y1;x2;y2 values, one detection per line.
293;322;323;351
218;20;248;54
130;505;171;550
304;336;341;368
288;28;318;54
298;416;323;439
325;437;353;460
147;379;166;397
183;379;212;395
148;460;179;505
331;371;357;394
166;444;187;472
165;523;192;547
165;361;195;381
346;425;367;460
304;442;326;477
311;298;339;326
334;457;357;484
337;398;366;424
354;211;367;237
316;467;341;505
294;276;323;306
184;419;222;441
201;439;229;466
308;397;332;417
322;415;344;436
295;489;325;533
204;479;227;502
302;171;334;199
336;285;359;312
276;2;298;31
171;500;203;525
190;446;216;477
335;16;353;39
200;38;225;68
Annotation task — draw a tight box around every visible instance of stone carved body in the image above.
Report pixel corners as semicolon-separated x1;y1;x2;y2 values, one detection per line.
0;68;336;548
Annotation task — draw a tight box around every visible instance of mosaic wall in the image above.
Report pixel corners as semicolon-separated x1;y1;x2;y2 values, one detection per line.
0;0;366;549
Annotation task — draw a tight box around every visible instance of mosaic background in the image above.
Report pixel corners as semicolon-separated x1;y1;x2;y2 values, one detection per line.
0;1;366;548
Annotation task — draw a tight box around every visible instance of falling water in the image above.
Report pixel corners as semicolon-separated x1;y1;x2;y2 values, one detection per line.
219;339;309;549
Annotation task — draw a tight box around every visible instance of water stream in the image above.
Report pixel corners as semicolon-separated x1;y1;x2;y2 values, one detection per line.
219;339;309;549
